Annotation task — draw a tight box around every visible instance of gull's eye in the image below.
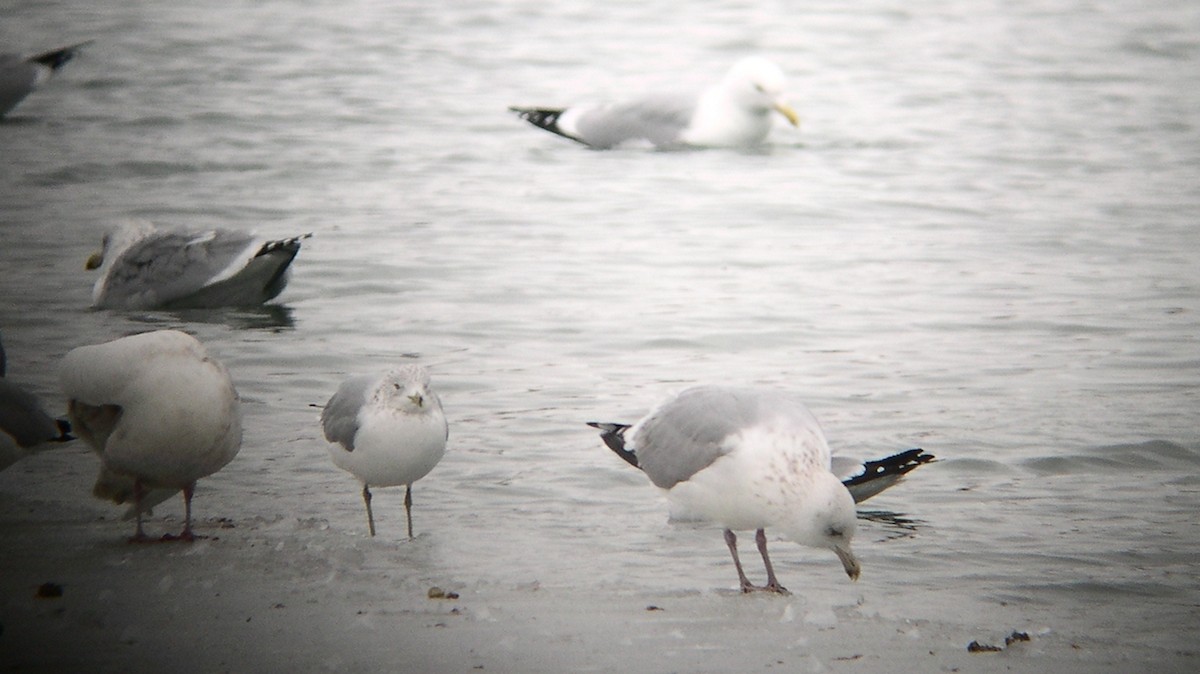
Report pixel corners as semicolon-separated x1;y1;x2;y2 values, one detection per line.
393;383;401;390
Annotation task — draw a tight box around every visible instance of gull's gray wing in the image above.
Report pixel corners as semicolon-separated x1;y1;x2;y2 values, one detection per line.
0;52;39;116
572;94;697;148
512;93;697;149
0;379;64;449
96;228;309;309
99;229;260;308
321;375;376;451
632;386;818;489
0;42;89;117
1;378;72;471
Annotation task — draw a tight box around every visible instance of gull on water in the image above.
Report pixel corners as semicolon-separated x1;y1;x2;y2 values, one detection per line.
589;385;934;594
0;42;89;117
1;333;73;472
59;330;243;542
510;56;799;149
321;365;448;538
86;220;311;310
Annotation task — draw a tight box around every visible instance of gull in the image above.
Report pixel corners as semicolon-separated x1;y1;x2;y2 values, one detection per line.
510;56;799;149
86;220;311;310
1;333;73;471
589;385;934;594
321;365;448;538
0;41;89;117
59;330;243;541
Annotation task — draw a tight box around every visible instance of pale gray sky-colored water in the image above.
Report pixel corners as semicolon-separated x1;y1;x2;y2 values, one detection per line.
2;0;1199;668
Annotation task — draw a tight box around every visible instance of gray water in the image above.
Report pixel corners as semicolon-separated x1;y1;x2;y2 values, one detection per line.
3;0;1199;664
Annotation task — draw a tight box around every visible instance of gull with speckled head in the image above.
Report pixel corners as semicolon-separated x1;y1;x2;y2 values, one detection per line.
322;365;448;538
59;330;243;542
510;56;799;149
589;386;934;594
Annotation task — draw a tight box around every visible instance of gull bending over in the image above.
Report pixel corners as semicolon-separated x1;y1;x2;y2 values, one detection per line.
87;220;310;310
510;56;799;149
60;330;242;541
589;386;934;594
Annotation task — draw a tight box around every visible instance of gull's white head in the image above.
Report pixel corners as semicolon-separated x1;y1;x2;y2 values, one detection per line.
374;365;437;415
86;219;157;271
724;56;800;127
783;470;861;580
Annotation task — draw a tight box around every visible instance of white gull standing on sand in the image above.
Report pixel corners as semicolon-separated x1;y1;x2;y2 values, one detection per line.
0;42;89;117
510;56;799;149
59;330;242;541
321;365;448;538
86;220;310;310
589;386;934;594
1;333;73;471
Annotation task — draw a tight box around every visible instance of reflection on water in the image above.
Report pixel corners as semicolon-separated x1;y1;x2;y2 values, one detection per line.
857;509;924;540
115;304;298;331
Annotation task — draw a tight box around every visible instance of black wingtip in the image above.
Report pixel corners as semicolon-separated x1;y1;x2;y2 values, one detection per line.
509;106;592;146
53;418;75;442
29;41;93;71
510;106;565;130
844;448;935;488
587;421;639;468
254;232;312;259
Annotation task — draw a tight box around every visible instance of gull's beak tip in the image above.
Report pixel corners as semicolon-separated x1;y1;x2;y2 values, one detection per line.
774;101;800;127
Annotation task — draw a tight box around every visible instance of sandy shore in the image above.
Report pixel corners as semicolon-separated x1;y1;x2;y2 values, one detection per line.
3;476;1193;674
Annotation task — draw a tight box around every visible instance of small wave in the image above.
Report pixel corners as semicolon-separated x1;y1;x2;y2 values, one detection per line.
1022;440;1200;474
25;159;269;186
1010;578;1183;601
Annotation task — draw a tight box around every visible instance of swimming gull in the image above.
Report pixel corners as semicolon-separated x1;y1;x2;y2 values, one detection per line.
322;364;448;538
510;56;799;149
1;333;73;471
0;41;89;117
87;220;311;310
59;330;243;541
589;385;934;594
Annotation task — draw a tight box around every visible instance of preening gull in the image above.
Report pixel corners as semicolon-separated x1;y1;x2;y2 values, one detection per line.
1;333;73;471
59;330;243;541
510;56;799;149
589;386;934;594
0;42;89;117
86;220;311;310
322;365;448;538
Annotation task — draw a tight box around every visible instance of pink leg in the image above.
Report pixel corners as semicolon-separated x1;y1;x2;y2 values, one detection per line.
404;484;414;539
724;529;758;592
177;483;196;541
755;529;790;595
363;484;377;537
160;483;199;542
128;479;150;543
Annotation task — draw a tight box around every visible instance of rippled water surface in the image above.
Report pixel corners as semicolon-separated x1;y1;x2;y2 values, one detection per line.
2;0;1199;666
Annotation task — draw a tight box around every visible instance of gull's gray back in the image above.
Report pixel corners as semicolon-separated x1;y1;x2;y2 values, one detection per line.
575;94;696;148
321;375;376;451
100;229;257;307
632;386;819;489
